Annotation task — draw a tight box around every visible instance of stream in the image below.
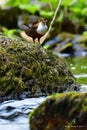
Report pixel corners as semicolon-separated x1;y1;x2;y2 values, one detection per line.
0;56;87;130
0;97;45;130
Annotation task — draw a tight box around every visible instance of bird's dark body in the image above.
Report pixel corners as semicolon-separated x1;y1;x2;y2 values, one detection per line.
22;24;43;42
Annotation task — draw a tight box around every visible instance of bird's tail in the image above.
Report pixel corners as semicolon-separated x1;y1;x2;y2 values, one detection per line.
20;25;29;31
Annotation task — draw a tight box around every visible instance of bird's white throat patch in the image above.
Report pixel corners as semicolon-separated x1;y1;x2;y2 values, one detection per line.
36;22;48;35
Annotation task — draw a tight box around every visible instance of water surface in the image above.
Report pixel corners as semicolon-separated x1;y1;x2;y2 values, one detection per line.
0;97;45;130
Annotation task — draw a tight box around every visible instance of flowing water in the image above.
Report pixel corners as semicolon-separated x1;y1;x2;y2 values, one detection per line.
0;97;46;130
0;56;87;130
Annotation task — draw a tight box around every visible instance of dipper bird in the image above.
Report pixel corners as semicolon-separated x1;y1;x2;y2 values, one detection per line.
21;18;48;43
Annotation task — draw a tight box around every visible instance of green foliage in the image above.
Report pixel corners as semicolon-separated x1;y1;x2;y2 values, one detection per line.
40;11;53;18
4;0;87;20
5;0;40;14
61;0;74;6
2;27;16;37
83;31;87;35
81;8;87;16
1;0;87;34
19;4;40;14
5;0;29;7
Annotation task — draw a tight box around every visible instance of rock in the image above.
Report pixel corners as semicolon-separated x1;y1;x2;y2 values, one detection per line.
29;92;87;130
44;32;87;55
0;32;79;101
77;35;87;44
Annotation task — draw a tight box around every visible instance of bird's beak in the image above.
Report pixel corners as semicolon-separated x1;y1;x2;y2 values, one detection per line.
43;20;47;23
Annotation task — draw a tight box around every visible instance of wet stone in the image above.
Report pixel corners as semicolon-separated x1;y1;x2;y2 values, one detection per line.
0;32;79;101
29;92;87;130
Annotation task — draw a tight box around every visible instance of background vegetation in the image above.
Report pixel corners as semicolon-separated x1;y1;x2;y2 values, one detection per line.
0;0;87;37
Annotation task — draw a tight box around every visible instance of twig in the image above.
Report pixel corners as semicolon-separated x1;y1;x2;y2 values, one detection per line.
41;0;62;44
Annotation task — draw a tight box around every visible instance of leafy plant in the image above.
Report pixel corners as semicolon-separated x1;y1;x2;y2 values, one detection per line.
2;27;16;37
2;0;87;34
5;0;29;7
5;0;40;14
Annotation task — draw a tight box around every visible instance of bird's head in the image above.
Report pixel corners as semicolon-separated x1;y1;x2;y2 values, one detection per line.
39;18;47;25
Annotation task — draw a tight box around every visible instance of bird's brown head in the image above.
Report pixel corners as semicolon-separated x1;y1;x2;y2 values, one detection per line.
39;18;47;24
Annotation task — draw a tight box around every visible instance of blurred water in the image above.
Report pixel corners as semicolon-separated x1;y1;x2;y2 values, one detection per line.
74;74;87;93
79;84;87;93
0;97;45;130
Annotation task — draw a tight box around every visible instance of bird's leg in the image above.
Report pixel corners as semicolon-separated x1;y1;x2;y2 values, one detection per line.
33;39;36;44
38;38;41;44
37;38;42;48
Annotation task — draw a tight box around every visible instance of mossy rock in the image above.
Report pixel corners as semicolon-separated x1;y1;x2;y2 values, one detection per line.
0;32;79;101
52;33;87;53
30;92;87;130
58;32;74;41
77;35;87;44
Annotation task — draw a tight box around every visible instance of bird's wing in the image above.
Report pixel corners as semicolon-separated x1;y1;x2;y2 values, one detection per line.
21;25;31;35
21;24;38;37
21;25;29;31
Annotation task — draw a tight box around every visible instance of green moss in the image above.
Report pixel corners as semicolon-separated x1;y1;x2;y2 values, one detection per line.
0;32;79;99
30;92;87;130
